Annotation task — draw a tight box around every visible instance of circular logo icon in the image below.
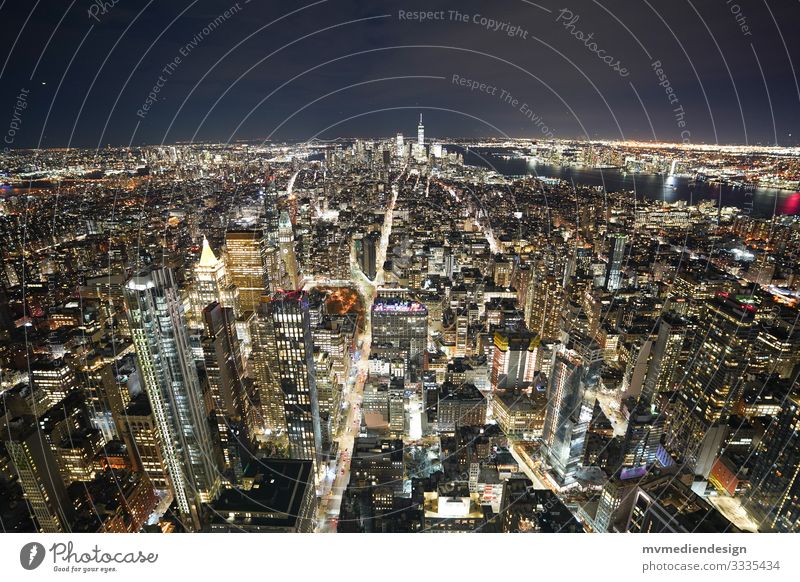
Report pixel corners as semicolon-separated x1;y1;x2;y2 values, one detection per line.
19;542;46;570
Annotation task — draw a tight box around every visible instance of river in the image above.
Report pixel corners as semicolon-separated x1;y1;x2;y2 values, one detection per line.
451;146;800;218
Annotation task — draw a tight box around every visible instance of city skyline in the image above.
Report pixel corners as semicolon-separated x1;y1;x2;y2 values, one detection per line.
3;4;800;575
1;1;799;148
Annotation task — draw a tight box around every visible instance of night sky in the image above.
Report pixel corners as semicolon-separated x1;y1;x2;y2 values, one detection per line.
1;0;799;148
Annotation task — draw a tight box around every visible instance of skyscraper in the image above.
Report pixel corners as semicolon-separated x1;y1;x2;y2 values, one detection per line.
620;315;678;471
270;290;322;466
525;271;564;341
225;229;269;311
745;388;800;532
641;314;687;405
248;296;287;437
201;302;244;480
262;184;280;244
119;394;170;490
3;415;75;532
191;236;236;324
125;266;219;529
665;294;756;476
605;234;627;291
684;295;756;423
356;232;380;280
490;328;540;391
30;358;78;409
278;212;301;289
417;114;424;146
621;411;663;469
543;334;602;486
371;298;428;381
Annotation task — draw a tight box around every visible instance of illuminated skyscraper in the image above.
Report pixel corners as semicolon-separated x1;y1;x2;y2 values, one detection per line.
262;185;280;244
682;295;756;423
191;236;236;323
641;314;687;403
396;133;404;158
248;296;287;437
620;314;683;471
417;114;424;146
30;358;78;410
751;313;800;380
490;328;540;391
279;212;301;289
525;271;564;341
225;229;269;311
371;297;428;381
0;271;13;333
3;415;75;532
313;349;339;450
119;394;169;490
605;234;627;291
543;334;602;486
270;290;322;466
745;388;800;532
665;294;757;476
356;232;380;280
201;302;244;480
124;266;219;529
621;411;663;469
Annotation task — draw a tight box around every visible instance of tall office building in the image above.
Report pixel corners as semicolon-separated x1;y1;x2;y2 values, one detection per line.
543;334;602;486
665;294;757;476
225;229;269;311
125;266;219;529
0;274;13;333
683;295;756;423
191;236;236;324
490;328;540;391
202;302;244;480
417;114;424;146
621;411;663;469
3;415;75;532
626;474;739;532
641;314;687;404
746;389;800;532
389;378;405;436
261;185;290;290
621;314;683;470
605;234;627;291
119;394;170;490
454;311;468;358
262;185;280;243
751;314;800;380
248;296;287;437
270;291;322;466
371;298;428;381
279;212;301;289
525;272;564;341
356;232;380;280
396;133;404;158
313;350;339;450
492;255;514;288
30;358;78;409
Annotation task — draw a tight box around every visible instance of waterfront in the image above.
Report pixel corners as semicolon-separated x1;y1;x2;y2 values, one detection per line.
455;146;800;217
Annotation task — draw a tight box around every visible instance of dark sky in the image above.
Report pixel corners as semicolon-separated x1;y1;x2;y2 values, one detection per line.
1;0;799;148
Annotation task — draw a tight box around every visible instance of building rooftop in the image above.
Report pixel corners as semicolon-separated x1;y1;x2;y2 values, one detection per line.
209;458;313;531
